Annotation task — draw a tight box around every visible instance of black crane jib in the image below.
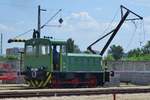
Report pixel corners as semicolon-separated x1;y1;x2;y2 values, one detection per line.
100;11;129;56
120;5;143;20
87;29;115;54
87;5;143;56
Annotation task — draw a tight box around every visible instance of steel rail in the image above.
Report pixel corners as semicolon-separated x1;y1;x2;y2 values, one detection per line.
0;87;150;98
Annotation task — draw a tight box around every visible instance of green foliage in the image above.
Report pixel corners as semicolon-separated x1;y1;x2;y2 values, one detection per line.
127;48;142;57
83;50;91;54
142;41;150;54
108;45;124;60
0;56;5;61
66;38;81;53
74;45;81;53
6;55;18;60
67;38;74;53
0;55;18;61
103;54;114;61
126;54;150;61
126;41;150;61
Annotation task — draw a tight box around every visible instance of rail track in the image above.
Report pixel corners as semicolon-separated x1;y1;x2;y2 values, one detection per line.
0;86;150;98
0;84;29;90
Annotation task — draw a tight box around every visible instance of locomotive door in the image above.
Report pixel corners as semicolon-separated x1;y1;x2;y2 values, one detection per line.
52;45;62;71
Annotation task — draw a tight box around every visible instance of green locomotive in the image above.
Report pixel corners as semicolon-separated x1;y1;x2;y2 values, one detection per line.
23;32;110;88
8;5;143;88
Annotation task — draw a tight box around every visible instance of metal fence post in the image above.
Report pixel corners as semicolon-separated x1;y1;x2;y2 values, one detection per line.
113;94;116;100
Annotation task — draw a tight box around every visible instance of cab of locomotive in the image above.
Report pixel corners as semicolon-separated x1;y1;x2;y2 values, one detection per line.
24;38;67;79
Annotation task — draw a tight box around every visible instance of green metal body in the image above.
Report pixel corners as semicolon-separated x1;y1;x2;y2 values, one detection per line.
62;53;102;72
24;38;103;73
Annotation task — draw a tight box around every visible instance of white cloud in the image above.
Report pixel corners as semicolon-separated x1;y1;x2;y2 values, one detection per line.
31;10;150;53
60;11;150;52
45;11;117;51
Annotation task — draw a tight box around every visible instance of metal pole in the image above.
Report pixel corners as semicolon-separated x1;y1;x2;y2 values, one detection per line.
19;51;24;74
0;34;2;55
113;94;116;100
38;5;41;37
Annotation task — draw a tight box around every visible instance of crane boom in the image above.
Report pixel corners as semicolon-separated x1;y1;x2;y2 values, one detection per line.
100;11;129;56
87;29;115;54
87;5;143;56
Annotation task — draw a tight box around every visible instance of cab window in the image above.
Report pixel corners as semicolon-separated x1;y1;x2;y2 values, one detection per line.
40;45;50;55
26;45;36;55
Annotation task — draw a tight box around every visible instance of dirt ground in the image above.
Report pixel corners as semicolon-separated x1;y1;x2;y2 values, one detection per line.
2;93;150;100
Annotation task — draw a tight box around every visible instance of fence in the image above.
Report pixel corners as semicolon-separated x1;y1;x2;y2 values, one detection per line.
107;61;150;85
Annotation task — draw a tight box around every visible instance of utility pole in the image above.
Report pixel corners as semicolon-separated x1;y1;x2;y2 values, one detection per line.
37;5;41;36
37;5;46;38
0;34;2;55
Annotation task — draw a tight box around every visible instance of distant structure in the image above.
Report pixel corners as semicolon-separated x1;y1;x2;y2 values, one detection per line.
6;47;24;56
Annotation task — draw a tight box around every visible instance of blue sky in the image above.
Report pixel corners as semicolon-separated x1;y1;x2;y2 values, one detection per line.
0;0;150;54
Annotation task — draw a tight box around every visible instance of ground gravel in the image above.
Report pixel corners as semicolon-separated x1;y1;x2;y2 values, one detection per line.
1;93;150;100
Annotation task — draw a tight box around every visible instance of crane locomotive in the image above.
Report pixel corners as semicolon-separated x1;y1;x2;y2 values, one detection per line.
8;5;143;88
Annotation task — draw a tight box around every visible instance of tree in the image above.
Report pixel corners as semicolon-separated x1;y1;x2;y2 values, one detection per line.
83;50;91;54
66;38;74;53
127;41;150;57
108;45;124;60
127;48;142;57
66;38;81;53
103;54;114;61
142;41;150;54
74;45;81;53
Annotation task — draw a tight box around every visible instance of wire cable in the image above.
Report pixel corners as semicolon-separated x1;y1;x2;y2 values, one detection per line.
101;7;120;35
40;9;62;29
142;20;146;44
10;9;62;39
13;29;33;39
125;22;137;51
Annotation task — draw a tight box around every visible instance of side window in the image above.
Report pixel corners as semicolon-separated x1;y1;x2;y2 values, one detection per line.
40;45;50;55
62;45;67;53
26;45;36;55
